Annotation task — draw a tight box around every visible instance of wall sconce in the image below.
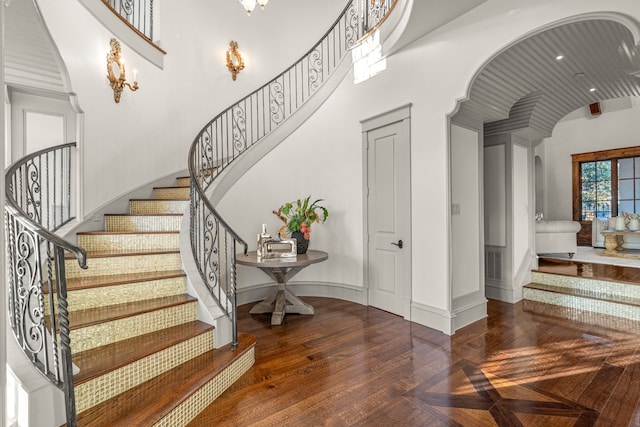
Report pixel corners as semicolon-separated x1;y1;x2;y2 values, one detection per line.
107;38;139;103
226;41;245;81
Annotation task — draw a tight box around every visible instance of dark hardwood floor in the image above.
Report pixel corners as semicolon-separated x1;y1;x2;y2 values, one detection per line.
188;297;640;426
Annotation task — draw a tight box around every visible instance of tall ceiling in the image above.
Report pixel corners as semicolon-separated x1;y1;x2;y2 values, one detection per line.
4;0;68;94
455;18;640;139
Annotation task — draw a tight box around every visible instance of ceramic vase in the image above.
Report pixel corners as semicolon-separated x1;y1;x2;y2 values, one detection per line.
630;218;640;231
615;216;626;231
291;231;309;254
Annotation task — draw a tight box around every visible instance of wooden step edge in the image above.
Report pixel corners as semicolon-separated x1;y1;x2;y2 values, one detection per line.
524;282;640;307
532;268;640;287
129;198;190;202
65;249;180;260
69;294;197;331
104;213;184;217
45;270;186;294
73;320;214;385
75;333;256;426
77;230;180;236
153;186;190;190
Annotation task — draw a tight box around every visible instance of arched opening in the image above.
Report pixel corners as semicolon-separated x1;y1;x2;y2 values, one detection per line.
449;14;640;329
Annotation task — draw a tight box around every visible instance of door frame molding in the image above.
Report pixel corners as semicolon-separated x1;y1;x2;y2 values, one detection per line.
360;103;412;317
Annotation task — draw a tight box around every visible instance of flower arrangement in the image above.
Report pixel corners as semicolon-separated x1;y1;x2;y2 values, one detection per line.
273;196;329;239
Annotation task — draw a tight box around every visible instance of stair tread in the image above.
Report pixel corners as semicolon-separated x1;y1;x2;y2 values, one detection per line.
74;320;214;385
77;231;179;236
75;333;256;426
69;294;196;330
47;270;186;293
536;258;640;286
524;282;640;307
66;248;180;259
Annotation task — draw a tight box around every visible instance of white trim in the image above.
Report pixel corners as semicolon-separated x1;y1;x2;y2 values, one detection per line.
452;291;488;331
360;103;411;131
78;0;165;69
410;301;455;335
237;281;365;307
485;281;522;304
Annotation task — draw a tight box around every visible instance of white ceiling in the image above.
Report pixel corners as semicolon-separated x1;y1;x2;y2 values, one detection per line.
454;18;640;139
4;0;68;94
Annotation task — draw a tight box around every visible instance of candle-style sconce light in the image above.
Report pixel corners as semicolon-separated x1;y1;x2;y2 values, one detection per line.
226;41;245;81
107;38;139;103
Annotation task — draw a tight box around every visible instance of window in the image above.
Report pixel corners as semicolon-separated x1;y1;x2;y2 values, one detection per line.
572;147;640;221
580;160;611;220
618;157;640;213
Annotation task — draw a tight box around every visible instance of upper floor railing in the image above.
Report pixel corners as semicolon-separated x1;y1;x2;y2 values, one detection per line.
188;0;397;348
364;0;396;33
102;0;154;41
4;143;86;427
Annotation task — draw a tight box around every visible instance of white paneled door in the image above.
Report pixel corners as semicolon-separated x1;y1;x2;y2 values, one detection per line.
365;110;411;318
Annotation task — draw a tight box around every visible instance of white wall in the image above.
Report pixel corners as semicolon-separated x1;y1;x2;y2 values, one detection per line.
512;143;529;270
1;1;6;425
450;124;481;299
28;0;640;333
35;0;346;217
219;0;640;330
542;97;640;220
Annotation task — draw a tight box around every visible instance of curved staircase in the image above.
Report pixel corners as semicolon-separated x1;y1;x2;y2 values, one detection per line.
58;176;255;425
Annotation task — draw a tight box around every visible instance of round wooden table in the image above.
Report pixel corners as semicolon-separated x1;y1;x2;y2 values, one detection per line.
236;250;328;325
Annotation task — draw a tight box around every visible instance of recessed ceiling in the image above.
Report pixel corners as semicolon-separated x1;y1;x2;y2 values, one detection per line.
454;18;640;139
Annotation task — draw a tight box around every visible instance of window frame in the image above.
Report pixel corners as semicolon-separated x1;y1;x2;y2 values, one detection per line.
572;146;640;221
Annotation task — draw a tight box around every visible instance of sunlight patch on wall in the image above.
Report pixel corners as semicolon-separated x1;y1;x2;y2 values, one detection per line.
352;31;387;84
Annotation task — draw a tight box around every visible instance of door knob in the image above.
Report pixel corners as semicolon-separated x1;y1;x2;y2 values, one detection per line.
391;240;403;249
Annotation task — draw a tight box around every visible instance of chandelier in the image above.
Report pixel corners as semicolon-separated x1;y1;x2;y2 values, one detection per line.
238;0;269;15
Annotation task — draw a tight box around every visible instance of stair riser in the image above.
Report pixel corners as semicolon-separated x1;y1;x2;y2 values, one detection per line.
523;288;640;322
176;177;190;186
78;233;179;252
70;302;196;354
531;271;640;300
523;299;640;334
65;253;182;278
105;215;182;232
75;330;215;414
155;347;255;427
130;200;189;215
153;187;190;200
46;277;187;314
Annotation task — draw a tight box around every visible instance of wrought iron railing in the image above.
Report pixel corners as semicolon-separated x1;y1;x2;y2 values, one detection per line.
4;142;86;427
364;0;396;33
102;0;154;41
188;0;397;348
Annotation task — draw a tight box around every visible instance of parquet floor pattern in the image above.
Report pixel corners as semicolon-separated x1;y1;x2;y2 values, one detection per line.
188;297;640;426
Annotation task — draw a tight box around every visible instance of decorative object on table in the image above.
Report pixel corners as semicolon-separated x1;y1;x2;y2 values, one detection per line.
273;195;329;254
615;216;626;231
257;224;297;260
256;224;271;258
630;218;640;231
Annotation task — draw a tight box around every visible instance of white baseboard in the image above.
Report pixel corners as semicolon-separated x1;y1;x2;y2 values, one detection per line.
452;291;488;331
237;281;365;307
486;282;522;303
410;301;455;335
